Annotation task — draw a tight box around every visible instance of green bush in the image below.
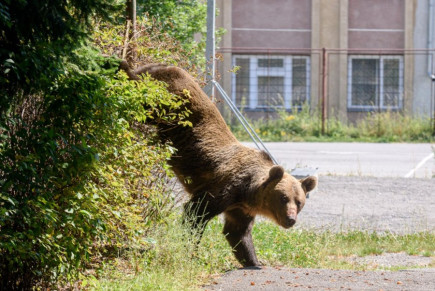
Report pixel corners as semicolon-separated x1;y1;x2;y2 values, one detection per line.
1;24;191;291
0;52;190;288
0;52;113;288
0;2;203;288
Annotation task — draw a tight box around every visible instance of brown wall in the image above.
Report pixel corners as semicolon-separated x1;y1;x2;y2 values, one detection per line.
232;0;311;49
348;0;405;48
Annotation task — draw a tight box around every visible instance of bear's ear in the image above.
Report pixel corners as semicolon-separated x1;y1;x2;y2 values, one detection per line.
262;165;285;190
300;176;318;195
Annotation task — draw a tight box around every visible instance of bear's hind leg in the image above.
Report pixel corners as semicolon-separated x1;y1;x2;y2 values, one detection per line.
223;208;259;267
183;194;223;240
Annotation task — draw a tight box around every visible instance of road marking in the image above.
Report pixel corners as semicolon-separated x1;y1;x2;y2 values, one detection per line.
404;152;434;178
318;151;368;155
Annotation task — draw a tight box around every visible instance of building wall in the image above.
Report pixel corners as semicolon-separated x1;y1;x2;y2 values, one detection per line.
231;0;311;50
348;0;405;49
216;0;233;119
312;0;348;121
413;0;435;116
215;0;432;121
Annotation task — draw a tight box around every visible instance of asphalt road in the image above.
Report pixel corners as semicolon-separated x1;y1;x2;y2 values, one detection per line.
205;142;435;291
205;267;435;291
296;176;435;233
244;142;435;178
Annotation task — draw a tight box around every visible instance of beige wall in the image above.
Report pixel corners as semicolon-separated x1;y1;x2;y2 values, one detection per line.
312;0;348;120
216;0;232;115
404;0;416;114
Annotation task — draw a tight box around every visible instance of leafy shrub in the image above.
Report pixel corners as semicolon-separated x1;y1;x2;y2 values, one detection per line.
0;50;190;288
1;2;203;288
0;52;114;288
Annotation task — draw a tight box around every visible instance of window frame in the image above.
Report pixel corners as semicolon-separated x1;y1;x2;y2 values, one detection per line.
232;55;311;111
347;55;404;111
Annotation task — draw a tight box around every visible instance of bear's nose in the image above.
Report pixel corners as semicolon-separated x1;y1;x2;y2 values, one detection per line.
284;216;296;228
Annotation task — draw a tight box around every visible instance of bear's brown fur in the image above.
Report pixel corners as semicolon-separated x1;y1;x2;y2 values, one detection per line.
120;61;318;267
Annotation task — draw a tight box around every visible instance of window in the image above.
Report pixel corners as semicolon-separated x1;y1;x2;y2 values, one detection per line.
232;55;310;110
347;56;403;110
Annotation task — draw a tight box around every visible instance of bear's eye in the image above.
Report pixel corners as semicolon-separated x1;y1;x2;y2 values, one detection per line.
296;201;301;209
280;196;289;204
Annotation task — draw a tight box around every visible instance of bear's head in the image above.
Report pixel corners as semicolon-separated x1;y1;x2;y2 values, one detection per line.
258;165;317;229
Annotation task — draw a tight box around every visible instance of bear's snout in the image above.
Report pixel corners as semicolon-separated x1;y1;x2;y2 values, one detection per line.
283;216;297;228
283;211;297;228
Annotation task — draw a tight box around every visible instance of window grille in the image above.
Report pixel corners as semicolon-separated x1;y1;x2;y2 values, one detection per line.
347;55;404;110
232;55;310;110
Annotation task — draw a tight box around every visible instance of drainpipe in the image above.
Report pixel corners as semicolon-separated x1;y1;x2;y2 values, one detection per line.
430;0;435;134
321;48;328;135
428;0;434;76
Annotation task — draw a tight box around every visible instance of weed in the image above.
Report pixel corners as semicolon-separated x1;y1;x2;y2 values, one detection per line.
228;106;435;143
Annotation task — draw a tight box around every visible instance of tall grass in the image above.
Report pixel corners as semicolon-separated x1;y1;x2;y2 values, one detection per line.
84;217;235;290
229;106;434;142
87;218;434;290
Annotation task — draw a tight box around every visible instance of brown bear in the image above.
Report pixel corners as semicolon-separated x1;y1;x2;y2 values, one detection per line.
120;61;318;267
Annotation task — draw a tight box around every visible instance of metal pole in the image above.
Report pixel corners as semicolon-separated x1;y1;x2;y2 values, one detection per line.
428;0;434;76
204;0;216;99
432;73;435;136
321;48;328;135
432;77;435;136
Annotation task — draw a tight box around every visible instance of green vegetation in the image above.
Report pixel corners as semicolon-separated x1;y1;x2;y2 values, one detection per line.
229;107;435;143
0;1;205;289
137;0;207;65
252;222;435;270
87;219;434;289
86;217;235;290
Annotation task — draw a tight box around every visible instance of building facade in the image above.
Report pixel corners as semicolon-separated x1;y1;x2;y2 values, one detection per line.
215;0;435;122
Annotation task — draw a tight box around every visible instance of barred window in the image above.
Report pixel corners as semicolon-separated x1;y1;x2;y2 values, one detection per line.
232;55;310;110
347;56;403;110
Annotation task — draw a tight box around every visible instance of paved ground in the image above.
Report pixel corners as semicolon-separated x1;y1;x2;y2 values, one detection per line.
205;267;435;291
205;143;435;291
244;142;434;178
296;176;435;233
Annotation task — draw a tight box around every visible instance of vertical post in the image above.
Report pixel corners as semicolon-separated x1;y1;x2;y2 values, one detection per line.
433;81;435;136
125;0;136;62
321;48;328;135
126;0;136;29
428;0;434;76
204;0;216;100
432;73;435;136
